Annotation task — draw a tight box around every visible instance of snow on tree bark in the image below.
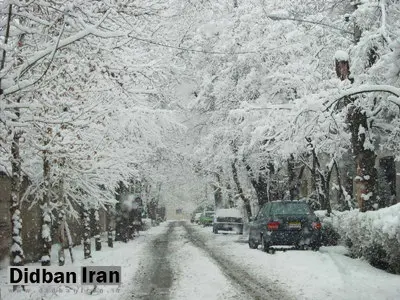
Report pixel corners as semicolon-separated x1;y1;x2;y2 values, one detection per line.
4;4;24;275
231;141;252;218
225;182;234;208
107;225;113;248
57;209;66;266
231;159;252;218
64;220;74;263
82;204;91;259
213;170;223;209
244;162;270;206
348;109;377;212
301;138;334;214
335;1;378;212
40;129;52;266
115;181;128;242
287;154;298;200
93;207;101;251
9;109;24;269
105;204;113;248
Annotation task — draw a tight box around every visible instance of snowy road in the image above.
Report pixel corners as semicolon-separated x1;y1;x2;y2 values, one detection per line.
129;221;292;300
182;223;292;300
1;220;399;300
127;220;400;300
131;222;175;299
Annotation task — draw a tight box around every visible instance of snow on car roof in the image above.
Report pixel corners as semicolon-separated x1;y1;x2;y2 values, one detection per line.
215;208;242;218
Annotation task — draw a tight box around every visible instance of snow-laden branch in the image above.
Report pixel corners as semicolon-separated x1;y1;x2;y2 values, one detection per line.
265;13;353;35
325;84;400;111
12;11;52;26
3;10;113;95
379;0;393;46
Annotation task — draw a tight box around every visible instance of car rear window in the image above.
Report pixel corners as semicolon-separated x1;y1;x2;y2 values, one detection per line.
205;212;214;217
270;202;311;215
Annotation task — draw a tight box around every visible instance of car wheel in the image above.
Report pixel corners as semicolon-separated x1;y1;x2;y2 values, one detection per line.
261;235;271;253
248;238;259;249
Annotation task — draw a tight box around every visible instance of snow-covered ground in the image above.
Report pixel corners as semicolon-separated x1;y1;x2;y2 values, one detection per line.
193;225;400;300
0;224;168;300
169;226;243;299
1;221;400;300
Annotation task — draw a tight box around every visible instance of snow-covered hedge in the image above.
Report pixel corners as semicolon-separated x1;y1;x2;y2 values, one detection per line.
316;204;400;274
141;218;152;231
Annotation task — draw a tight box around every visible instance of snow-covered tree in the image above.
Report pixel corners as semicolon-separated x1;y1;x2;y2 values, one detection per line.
0;0;192;266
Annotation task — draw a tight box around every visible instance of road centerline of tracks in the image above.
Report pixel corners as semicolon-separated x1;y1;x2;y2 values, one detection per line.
183;222;294;300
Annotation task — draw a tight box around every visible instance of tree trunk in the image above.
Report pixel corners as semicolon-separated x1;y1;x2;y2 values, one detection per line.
10;128;24;268
226;182;234;208
64;220;74;263
114;181;126;242
93;208;101;251
377;156;396;207
57;209;66;266
245;163;269;206
213;171;223;208
106;204;113;247
337;1;377;212
0;4;12;93
287;154;298;199
348;107;377;212
267;163;284;201
231;159;252;218
342;154;354;207
82;204;91;259
332;160;349;210
305;138;332;214
107;226;113;248
56;173;66;266
40;148;52;266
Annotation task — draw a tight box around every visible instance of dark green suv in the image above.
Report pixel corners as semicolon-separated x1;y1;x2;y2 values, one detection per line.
248;200;321;252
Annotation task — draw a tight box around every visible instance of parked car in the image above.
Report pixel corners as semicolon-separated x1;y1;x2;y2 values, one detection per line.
212;208;244;234
248;200;321;253
194;212;202;224
200;211;215;226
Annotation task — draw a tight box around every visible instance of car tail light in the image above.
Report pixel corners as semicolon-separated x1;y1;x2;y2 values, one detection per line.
267;221;280;230
312;222;321;230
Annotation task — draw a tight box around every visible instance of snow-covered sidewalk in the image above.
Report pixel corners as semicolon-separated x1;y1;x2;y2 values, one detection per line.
0;223;169;300
193;225;400;300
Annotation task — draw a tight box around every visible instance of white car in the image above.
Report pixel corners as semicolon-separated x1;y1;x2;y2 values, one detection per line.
212;208;244;234
194;212;202;224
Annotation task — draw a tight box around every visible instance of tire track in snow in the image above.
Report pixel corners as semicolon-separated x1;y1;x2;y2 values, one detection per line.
168;223;245;299
130;221;176;300
183;222;295;300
